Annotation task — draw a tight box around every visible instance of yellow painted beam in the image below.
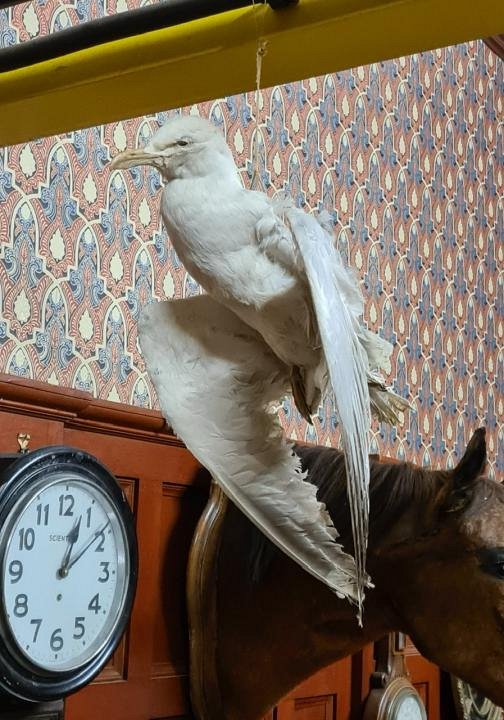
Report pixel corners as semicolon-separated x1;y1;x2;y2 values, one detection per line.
1;0;503;147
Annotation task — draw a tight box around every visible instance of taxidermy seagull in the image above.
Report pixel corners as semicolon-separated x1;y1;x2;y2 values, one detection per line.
111;115;409;618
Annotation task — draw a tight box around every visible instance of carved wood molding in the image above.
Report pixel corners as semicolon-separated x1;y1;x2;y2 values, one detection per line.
187;483;228;720
0;374;182;446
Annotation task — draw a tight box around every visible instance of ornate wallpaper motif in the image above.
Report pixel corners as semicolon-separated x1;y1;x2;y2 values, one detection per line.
0;22;502;472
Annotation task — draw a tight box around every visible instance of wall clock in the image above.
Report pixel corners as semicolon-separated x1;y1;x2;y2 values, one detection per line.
363;633;427;720
452;677;503;720
0;445;137;702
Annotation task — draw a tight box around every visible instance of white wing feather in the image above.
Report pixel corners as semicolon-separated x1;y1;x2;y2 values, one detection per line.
286;208;371;618
139;295;360;603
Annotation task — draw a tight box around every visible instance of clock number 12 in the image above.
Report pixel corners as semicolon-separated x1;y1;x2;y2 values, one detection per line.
58;494;74;517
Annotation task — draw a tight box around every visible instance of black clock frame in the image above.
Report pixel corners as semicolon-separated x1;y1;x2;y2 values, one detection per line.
0;445;138;702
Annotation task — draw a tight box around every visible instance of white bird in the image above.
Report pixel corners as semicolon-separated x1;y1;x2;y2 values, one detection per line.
111;115;409;618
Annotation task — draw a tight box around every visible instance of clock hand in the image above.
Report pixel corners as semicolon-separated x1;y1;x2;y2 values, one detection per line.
58;516;82;578
65;520;111;573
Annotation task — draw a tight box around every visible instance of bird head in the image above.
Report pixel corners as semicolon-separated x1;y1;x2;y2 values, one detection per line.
110;115;238;182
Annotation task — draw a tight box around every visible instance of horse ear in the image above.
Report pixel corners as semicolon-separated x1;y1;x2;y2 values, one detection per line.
454;427;487;484
444;428;487;513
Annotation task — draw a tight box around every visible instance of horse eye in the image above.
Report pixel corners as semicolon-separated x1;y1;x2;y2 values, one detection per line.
177;140;189;147
478;548;504;579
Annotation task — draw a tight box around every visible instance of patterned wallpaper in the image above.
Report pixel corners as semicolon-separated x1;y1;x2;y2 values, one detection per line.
0;17;503;472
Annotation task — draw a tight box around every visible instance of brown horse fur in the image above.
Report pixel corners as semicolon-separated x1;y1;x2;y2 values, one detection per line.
202;428;504;720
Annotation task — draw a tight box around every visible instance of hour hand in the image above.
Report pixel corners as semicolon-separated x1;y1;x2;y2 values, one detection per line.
58;516;81;578
65;520;110;573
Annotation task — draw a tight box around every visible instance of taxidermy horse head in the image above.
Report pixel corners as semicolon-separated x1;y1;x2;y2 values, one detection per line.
188;428;504;720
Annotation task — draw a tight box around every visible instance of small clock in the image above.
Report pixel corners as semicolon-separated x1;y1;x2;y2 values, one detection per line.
0;445;137;702
363;633;427;720
364;676;427;720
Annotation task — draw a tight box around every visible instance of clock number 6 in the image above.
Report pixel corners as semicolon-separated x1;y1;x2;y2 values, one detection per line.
50;629;64;652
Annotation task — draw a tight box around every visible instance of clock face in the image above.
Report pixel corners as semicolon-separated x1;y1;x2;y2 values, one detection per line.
394;694;425;720
1;471;129;672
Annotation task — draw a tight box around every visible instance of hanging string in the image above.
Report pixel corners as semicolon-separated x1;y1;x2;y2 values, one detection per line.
250;0;268;188
251;39;268;187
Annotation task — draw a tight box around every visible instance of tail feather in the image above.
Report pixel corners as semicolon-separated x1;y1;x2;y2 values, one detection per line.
369;383;412;425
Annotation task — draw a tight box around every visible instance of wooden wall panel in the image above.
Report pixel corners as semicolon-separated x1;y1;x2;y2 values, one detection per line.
62;429;207;720
276;659;351;720
290;695;335;720
151;483;203;678
148;483;208;720
350;645;375;719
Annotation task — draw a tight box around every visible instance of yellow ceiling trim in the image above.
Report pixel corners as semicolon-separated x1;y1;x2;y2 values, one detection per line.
1;0;503;146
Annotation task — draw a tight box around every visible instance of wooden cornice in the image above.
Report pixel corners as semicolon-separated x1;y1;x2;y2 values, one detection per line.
0;373;182;446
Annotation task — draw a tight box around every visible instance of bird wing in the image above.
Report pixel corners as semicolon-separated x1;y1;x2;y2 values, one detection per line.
255;197;409;428
285;208;371;617
139;295;360;603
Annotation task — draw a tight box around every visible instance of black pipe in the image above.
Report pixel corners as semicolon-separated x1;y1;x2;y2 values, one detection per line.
0;0;298;74
484;35;504;61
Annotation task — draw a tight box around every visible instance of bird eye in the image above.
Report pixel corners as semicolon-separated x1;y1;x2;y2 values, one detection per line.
177;140;189;147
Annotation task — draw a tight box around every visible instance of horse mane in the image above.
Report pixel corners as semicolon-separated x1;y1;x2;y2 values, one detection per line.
248;443;445;582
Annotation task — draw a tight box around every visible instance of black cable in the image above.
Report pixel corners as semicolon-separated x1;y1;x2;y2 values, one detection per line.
0;0;298;73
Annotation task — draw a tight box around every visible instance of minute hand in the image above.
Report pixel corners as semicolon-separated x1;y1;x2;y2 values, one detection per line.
66;520;111;572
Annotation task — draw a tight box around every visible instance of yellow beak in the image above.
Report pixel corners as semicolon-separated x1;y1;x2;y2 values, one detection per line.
110;148;161;170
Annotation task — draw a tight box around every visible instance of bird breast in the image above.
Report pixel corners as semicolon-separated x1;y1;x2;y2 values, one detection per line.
161;180;291;299
160;180;320;369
